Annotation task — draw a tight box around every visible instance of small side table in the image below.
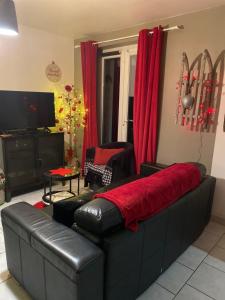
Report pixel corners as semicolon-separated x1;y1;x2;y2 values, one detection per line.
42;169;80;204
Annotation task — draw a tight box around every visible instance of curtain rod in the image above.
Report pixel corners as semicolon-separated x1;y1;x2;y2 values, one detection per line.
74;25;183;49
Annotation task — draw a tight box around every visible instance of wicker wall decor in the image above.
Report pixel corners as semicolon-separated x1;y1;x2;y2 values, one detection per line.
176;50;225;132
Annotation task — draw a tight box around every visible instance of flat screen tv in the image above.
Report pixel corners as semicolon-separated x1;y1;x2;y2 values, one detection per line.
0;90;55;131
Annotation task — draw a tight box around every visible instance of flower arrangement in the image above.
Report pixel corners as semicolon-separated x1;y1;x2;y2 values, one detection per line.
55;85;87;167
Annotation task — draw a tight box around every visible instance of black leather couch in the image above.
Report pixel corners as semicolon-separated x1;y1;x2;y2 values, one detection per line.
1;163;216;300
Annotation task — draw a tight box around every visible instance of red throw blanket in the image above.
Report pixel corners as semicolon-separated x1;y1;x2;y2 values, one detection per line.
95;163;201;231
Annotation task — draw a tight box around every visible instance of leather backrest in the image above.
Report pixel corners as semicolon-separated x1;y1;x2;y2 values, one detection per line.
74;163;207;235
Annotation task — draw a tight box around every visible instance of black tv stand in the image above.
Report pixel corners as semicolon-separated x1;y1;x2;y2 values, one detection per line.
43;127;51;133
1;128;52;136
0;131;64;202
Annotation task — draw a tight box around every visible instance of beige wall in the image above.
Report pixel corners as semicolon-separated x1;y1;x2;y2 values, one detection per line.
74;6;225;172
74;6;225;218
0;25;74;92
156;7;225;172
211;74;225;220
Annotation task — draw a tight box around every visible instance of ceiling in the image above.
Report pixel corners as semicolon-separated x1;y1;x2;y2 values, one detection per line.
14;0;225;38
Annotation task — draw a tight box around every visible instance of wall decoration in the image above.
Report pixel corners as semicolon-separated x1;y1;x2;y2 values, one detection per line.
176;50;225;132
54;85;87;167
45;61;62;82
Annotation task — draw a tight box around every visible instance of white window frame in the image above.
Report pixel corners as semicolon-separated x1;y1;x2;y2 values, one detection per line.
100;44;137;143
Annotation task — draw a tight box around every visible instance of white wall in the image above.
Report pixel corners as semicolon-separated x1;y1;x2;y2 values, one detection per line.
0;25;74;92
211;74;225;220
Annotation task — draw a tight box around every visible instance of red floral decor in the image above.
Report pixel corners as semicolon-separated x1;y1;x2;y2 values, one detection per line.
55;85;87;167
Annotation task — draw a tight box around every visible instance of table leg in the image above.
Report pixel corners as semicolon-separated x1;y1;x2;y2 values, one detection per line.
44;180;46;197
69;179;72;193
49;177;52;203
78;175;80;195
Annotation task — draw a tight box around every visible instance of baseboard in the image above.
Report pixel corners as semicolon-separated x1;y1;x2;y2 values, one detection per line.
211;215;225;226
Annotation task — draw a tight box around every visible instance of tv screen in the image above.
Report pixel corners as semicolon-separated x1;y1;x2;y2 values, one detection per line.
0;90;55;131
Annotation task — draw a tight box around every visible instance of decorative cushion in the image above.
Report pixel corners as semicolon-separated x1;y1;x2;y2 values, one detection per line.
94;147;124;165
0;168;5;187
84;162;113;186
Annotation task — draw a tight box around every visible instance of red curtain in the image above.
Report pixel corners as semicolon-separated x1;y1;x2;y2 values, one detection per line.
81;41;99;171
133;27;163;173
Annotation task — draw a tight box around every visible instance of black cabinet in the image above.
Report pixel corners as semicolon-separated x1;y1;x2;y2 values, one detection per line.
37;134;64;177
0;132;64;202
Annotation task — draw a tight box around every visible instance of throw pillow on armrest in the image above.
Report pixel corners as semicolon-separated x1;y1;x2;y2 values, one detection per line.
94;147;124;165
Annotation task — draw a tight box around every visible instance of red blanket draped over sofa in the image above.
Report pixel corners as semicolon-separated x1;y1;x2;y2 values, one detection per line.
95;163;201;231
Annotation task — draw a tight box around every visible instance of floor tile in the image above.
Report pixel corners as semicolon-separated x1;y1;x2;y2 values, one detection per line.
157;262;193;294
0;253;10;283
188;262;225;299
205;221;225;237
137;283;174;300
217;234;225;249
204;246;225;273
0;178;86;211
177;245;207;270
0;278;31;300
193;230;221;252
174;284;213;300
0;229;5;254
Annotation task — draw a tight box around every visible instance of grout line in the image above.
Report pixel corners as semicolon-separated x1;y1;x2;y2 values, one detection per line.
211;244;225;251
204;228;225;238
0;275;12;286
169;262;194;296
176;260;195;271
187;259;224;299
170;239;218;298
177;248;208;272
204;261;225;275
214;233;225;248
186;283;216;300
156;282;176;295
200;233;225;264
157;245;212;298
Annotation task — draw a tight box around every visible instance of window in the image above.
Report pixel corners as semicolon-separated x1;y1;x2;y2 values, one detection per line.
100;45;137;143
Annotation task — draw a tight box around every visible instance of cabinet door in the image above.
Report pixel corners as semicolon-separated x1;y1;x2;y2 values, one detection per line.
4;137;37;188
37;133;64;174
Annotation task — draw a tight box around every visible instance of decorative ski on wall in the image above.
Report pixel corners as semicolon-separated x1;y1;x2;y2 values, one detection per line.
176;50;225;132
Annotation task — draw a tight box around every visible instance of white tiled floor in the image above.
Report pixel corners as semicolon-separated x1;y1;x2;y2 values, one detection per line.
1;186;225;299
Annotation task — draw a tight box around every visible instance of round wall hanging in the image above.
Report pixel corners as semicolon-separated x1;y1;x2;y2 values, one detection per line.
45;61;62;82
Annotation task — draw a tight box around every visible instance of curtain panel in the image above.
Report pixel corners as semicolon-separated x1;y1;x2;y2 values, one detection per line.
133;27;163;173
81;41;99;171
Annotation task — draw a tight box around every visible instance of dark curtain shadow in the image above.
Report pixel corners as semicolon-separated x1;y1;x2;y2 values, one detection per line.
157;29;168;156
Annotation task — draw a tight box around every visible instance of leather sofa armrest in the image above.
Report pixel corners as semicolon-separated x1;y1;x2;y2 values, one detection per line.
74;198;123;235
1;202;104;300
53;192;96;227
